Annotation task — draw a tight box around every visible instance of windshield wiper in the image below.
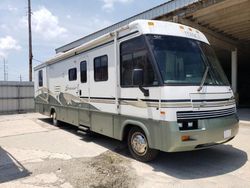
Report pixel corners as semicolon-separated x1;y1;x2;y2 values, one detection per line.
197;66;209;92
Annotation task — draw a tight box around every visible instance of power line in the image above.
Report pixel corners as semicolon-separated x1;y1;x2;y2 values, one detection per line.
33;58;43;63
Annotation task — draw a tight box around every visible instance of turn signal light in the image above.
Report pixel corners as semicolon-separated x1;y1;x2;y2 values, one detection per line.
160;111;166;115
181;135;190;141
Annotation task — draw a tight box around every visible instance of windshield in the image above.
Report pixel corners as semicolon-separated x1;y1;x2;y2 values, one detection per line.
146;35;229;86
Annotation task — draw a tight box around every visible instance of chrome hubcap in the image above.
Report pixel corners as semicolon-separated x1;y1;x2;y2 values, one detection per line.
52;113;57;124
131;132;148;156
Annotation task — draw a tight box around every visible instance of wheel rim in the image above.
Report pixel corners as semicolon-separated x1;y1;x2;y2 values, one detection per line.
131;132;148;156
53;113;57;125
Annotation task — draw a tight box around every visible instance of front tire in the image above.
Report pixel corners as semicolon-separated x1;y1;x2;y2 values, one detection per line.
52;112;59;126
128;127;158;162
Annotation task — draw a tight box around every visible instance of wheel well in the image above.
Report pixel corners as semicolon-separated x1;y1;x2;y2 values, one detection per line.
122;124;142;141
50;108;55;116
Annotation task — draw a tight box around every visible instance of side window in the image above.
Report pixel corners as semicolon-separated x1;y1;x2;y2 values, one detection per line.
68;68;77;81
94;55;108;82
120;36;158;87
80;61;87;83
38;70;43;87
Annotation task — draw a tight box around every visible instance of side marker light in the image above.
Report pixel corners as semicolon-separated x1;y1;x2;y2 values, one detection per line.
181;135;190;141
160;111;166;115
148;22;155;26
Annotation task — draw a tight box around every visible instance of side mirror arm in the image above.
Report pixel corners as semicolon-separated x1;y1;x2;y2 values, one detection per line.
139;85;149;97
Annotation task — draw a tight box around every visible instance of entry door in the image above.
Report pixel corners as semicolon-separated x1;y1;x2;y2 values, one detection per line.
78;56;90;127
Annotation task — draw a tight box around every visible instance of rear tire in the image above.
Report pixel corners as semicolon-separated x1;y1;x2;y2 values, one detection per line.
128;127;158;162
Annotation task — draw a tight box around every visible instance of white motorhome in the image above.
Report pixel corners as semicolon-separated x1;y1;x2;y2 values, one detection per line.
34;20;239;161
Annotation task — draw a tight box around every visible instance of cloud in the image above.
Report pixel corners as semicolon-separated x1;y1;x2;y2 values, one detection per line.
101;0;133;11
91;17;112;30
0;24;8;30
0;36;21;57
20;6;67;40
7;5;18;12
76;16;112;37
66;15;71;19
63;15;112;43
33;7;67;39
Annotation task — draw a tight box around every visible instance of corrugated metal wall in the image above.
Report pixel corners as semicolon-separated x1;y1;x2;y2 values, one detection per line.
0;81;34;114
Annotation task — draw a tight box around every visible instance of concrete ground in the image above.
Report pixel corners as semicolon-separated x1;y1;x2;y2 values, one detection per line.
0;112;249;188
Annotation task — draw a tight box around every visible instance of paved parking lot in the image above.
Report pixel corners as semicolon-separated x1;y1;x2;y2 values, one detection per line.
0;113;249;188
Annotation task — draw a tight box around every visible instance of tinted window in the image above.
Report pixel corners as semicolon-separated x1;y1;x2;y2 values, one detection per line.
94;55;108;82
120;36;158;87
80;61;87;83
68;68;77;81
147;35;229;86
38;70;43;87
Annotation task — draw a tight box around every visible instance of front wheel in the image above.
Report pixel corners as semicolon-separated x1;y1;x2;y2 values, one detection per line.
128;127;158;162
51;112;59;126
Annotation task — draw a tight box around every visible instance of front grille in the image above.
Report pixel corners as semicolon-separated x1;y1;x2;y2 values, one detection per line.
177;107;236;120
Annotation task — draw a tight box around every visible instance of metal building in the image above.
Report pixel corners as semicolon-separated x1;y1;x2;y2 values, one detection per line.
56;0;250;106
0;81;34;114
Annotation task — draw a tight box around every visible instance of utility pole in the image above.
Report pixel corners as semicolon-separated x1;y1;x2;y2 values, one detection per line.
20;74;22;82
28;0;33;82
3;58;6;81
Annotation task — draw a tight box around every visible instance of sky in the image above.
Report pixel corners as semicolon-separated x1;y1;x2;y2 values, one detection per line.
0;0;167;81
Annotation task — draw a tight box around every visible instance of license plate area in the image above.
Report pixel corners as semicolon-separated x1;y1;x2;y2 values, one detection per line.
224;129;232;139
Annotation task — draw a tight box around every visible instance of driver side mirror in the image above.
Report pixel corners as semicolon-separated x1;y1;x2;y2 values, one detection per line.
132;69;149;97
132;69;144;86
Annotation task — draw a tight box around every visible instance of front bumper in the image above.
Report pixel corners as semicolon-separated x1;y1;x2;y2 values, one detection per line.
160;114;239;152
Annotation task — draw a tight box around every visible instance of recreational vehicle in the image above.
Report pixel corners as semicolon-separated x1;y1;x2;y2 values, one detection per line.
34;20;239;161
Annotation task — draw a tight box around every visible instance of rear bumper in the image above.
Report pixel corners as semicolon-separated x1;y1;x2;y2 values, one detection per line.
160;114;239;152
